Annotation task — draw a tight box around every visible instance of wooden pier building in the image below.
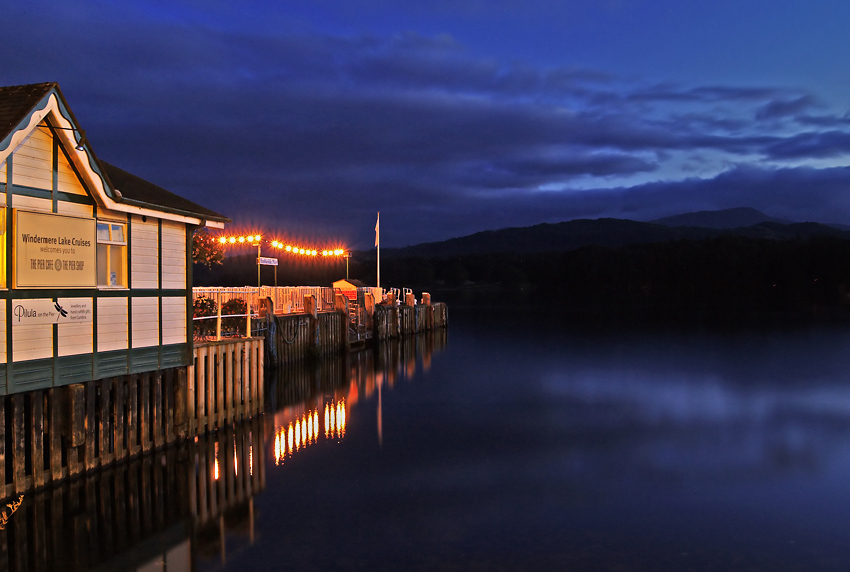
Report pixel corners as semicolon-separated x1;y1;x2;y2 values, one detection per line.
0;82;243;498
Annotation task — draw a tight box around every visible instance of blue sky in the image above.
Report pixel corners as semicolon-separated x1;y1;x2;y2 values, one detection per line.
6;0;850;247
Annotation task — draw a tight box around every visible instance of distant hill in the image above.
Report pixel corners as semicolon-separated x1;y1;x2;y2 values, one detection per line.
386;209;850;258
651;207;784;229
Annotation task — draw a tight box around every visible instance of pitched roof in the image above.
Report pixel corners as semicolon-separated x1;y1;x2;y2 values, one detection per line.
0;83;55;142
101;162;229;223
0;82;229;225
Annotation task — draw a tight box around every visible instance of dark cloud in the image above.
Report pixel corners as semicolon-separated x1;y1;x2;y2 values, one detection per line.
5;1;850;247
765;131;850;159
755;95;818;120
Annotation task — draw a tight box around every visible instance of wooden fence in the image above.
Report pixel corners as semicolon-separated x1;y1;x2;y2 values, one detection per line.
187;338;264;435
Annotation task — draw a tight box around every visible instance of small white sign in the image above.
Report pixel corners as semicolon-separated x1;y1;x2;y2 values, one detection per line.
11;298;93;325
258;257;278;266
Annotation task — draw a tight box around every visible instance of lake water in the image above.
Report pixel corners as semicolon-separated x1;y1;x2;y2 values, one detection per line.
5;305;850;571
204;306;850;571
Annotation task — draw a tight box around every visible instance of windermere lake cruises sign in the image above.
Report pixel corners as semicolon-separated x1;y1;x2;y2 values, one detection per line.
14;210;97;288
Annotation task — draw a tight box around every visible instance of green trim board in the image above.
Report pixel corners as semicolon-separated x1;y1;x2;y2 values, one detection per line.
5;184;94;205
8;357;53;393
94;349;129;379
56;353;93;385
1;342;192;395
130;347;160;374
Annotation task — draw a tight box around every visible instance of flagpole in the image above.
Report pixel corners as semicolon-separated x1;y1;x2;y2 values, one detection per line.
376;212;381;289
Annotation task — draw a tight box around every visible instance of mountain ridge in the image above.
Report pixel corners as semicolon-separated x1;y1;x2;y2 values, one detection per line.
383;208;850;258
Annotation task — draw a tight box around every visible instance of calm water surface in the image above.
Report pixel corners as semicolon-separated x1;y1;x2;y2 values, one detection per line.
204;307;850;571
6;306;850;571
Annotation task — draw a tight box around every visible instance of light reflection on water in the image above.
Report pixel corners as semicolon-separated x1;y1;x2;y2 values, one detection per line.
228;312;850;571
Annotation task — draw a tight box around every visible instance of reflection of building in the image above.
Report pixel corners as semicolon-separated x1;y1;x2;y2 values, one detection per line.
0;416;264;571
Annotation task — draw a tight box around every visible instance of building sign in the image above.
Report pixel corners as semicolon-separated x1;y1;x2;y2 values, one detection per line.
258;257;278;266
15;210;96;288
11;298;93;325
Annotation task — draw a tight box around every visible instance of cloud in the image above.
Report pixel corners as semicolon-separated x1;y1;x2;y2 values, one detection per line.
5;2;850;246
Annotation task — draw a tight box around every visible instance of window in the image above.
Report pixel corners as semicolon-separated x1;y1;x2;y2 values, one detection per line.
97;221;126;287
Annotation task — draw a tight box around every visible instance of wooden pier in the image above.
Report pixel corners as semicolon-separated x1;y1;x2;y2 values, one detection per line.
0;338;264;500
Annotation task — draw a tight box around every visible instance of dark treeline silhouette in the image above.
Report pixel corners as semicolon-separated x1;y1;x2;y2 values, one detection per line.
376;236;850;312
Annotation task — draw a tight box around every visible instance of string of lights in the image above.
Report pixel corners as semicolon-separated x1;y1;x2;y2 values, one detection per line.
216;234;347;257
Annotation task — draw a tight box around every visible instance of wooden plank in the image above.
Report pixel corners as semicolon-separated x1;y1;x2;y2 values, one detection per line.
0;399;6;497
12;395;26;494
251;341;259;415
152;372;162;448
207;347;216;432
175;367;187;440
216;344;225;428
49;389;63;483
31;390;45;489
197;346;207;434
187;358;196;437
85;383;97;471
258;339;265;412
233;345;243;422
115;378;127;461
99;379;112;466
127;376;139;457
225;346;234;423
140;373;151;453
67;385;86;478
242;342;250;419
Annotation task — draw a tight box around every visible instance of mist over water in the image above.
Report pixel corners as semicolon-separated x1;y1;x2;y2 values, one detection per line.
203;307;850;571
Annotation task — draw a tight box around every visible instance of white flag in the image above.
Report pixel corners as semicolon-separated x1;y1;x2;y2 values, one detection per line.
375;212;380;247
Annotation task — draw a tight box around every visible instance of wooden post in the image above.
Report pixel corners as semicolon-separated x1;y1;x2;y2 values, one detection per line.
197;346;207;434
153;371;164;448
217;344;225;429
99;379;112;466
68;384;86;478
175;367;188;440
127;376;139;457
140;373;151;453
84;383;97;471
216;290;222;341
31;390;45;488
0;398;5;498
12;395;26;494
113;378;126;461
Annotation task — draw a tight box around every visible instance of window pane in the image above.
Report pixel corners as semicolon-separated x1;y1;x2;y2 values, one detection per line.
110;224;124;243
109;245;125;287
97;244;108;285
97;223;110;242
